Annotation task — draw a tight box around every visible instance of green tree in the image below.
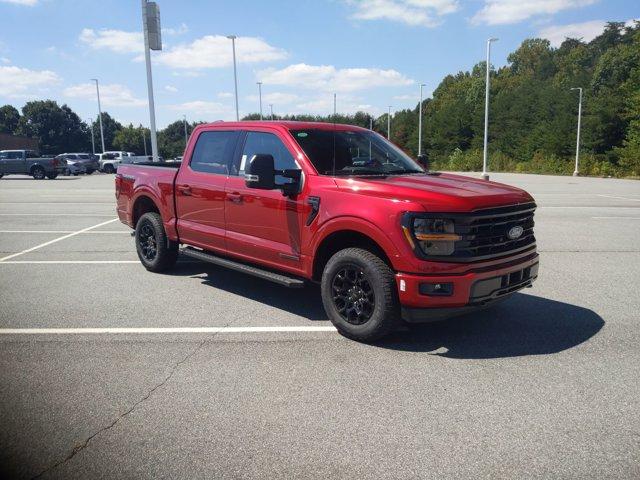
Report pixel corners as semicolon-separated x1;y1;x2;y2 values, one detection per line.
0;105;20;134
92;112;122;151
16;100;89;154
113;124;150;155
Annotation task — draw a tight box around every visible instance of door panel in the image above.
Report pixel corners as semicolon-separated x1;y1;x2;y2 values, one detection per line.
224;131;306;274
175;130;240;253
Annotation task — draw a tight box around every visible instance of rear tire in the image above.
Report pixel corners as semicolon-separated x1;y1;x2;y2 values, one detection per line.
46;173;58;179
321;248;399;342
31;166;45;180
135;212;178;272
103;164;115;174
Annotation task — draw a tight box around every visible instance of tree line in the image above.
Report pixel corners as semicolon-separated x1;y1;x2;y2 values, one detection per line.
0;101;195;160
1;21;638;175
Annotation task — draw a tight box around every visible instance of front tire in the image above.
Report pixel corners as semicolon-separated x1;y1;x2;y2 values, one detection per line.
103;164;115;174
46;173;58;180
135;212;178;272
321;248;399;342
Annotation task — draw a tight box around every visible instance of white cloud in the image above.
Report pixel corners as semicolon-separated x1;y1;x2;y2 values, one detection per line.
538;18;638;46
0;65;60;98
0;57;10;64
63;83;146;107
155;35;287;70
346;0;459;27
79;28;143;54
168;101;232;117
0;0;38;5
538;20;605;46
393;94;416;100
162;23;189;36
164;85;178;93
472;0;597;26
258;63;413;93
245;92;300;105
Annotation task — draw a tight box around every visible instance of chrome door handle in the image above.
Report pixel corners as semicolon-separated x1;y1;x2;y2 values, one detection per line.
227;192;242;203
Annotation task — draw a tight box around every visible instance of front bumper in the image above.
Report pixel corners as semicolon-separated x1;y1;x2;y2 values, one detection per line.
396;254;539;323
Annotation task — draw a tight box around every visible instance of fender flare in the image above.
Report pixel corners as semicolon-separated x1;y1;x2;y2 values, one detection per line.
310;216;402;270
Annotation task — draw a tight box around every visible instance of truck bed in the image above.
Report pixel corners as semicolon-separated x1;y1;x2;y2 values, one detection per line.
116;163;180;232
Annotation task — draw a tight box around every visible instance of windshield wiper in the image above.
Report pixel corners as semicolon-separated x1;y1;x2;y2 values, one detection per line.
383;169;424;175
331;169;388;177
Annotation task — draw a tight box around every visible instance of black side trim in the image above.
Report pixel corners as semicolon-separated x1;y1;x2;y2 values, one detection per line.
306;196;321;226
181;247;305;288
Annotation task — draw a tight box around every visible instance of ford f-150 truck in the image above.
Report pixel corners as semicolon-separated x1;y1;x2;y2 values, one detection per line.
0;149;67;179
116;121;538;341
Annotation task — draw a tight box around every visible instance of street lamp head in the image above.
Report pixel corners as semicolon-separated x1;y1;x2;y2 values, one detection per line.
570;87;582;91
420;83;426;87
488;37;499;43
226;35;236;40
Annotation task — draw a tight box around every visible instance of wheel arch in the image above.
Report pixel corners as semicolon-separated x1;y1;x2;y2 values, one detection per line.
132;194;160;227
311;221;399;282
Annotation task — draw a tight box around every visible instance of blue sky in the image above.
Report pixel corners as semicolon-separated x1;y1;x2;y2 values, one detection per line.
0;0;636;128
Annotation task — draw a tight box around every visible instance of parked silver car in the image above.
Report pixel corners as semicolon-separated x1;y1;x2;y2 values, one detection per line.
56;153;99;174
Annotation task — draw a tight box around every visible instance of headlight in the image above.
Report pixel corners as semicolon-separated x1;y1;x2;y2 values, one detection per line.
402;216;460;256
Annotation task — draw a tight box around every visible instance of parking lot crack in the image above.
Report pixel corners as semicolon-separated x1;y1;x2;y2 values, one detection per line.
31;338;210;479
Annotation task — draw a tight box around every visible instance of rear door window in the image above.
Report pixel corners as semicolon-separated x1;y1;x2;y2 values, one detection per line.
190;130;240;175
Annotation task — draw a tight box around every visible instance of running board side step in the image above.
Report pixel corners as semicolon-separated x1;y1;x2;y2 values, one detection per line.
181;247;305;288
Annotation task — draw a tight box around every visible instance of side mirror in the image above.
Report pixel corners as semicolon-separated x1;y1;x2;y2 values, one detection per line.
245;154;276;190
417;154;429;171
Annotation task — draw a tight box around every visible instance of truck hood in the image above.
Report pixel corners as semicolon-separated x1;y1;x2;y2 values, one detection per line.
334;173;534;211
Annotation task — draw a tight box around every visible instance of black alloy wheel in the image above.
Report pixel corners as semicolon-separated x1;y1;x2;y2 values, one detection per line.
331;266;376;325
138;223;158;261
32;166;45;180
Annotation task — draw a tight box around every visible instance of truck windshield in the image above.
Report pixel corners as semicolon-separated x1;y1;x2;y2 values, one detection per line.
290;129;424;176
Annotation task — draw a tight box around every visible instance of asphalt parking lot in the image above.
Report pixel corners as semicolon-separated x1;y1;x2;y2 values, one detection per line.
0;172;639;479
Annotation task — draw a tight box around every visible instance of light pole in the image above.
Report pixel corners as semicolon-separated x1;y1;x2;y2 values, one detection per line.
418;83;426;156
141;0;161;162
387;106;392;140
570;87;583;176
269;103;274;121
142;128;147;156
257;82;263;120
183;115;188;147
333;93;337;119
90;79;105;153
88;117;95;155
482;37;498;180
227;35;239;121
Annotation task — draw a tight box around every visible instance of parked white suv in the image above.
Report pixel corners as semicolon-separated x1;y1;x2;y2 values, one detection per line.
99;151;134;173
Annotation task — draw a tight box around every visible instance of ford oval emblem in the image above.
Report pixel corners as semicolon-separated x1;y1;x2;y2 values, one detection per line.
507;225;524;240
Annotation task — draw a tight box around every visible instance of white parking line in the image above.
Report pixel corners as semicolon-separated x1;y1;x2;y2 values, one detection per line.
0;213;115;216
0;260;140;264
597;194;640;202
0;326;337;335
0;218;119;262
592;217;640;220
0;230;129;234
0;202;114;205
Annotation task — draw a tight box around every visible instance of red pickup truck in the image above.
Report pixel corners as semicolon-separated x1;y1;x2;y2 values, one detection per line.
116;121;538;341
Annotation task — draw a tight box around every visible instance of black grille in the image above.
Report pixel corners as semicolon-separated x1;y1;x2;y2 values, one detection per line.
405;202;537;262
452;202;536;261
